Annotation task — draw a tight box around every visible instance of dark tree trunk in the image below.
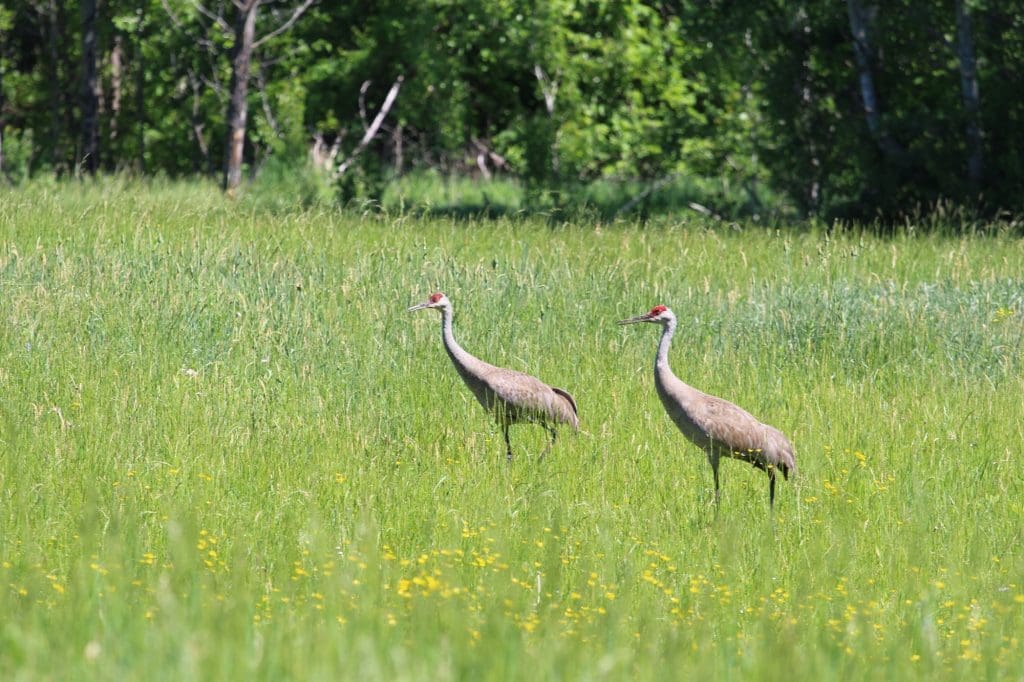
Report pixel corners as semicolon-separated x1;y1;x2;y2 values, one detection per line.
190;72;210;173
0;68;6;182
134;2;146;173
955;0;983;192
80;0;100;175
43;0;66;172
223;0;259;193
393;122;403;174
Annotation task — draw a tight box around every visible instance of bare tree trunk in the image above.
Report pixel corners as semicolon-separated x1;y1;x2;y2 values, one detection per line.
845;0;903;160
207;0;312;192
109;34;124;146
793;8;821;211
80;0;100;175
223;0;259;193
954;0;983;191
846;0;880;138
533;64;559;178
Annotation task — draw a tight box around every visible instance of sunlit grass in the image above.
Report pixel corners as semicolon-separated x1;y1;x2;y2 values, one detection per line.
0;179;1022;679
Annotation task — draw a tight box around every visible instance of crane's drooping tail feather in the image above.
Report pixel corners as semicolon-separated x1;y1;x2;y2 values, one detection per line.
551;387;579;431
778;446;796;480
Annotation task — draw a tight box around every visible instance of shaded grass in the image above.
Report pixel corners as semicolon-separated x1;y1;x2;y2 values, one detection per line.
0;178;1022;679
379;169;792;222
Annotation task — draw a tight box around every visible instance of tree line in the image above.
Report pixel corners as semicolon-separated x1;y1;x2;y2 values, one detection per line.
1;0;1021;220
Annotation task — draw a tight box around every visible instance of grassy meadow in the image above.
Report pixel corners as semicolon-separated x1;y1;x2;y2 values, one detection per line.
1;180;1022;680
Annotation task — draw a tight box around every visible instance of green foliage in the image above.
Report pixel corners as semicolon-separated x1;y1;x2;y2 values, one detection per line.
0;127;34;182
702;0;1024;218
1;1;1023;220
554;1;714;179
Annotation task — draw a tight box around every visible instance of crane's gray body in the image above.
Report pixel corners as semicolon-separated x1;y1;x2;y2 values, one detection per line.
445;341;579;431
654;353;795;479
410;293;578;459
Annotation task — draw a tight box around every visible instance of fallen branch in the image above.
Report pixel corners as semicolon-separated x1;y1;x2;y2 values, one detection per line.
335;75;404;177
686;201;720;219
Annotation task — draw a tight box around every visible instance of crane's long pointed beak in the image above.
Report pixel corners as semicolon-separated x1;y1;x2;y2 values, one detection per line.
617;314;651;325
407;302;430;312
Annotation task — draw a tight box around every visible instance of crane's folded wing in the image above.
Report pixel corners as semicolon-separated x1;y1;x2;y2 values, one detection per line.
486;370;579;427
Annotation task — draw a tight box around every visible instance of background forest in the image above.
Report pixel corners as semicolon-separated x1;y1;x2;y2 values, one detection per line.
1;0;1022;221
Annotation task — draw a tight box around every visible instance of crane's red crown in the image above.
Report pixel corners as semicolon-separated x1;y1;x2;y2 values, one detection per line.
430;292;445;303
650;305;668;316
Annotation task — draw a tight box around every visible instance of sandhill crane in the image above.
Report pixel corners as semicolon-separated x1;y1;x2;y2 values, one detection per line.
408;292;579;460
618;305;796;509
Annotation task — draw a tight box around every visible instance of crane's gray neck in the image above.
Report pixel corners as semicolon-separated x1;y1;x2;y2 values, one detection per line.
440;305;475;368
655;318;677;373
654;317;700;408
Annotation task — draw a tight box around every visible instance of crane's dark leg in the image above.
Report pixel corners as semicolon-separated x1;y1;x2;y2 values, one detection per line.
768;467;777;510
709;456;721;506
504;425;514;461
539;425;557;461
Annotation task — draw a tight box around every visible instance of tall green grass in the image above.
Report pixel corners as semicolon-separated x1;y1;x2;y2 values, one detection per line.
1;179;1022;679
